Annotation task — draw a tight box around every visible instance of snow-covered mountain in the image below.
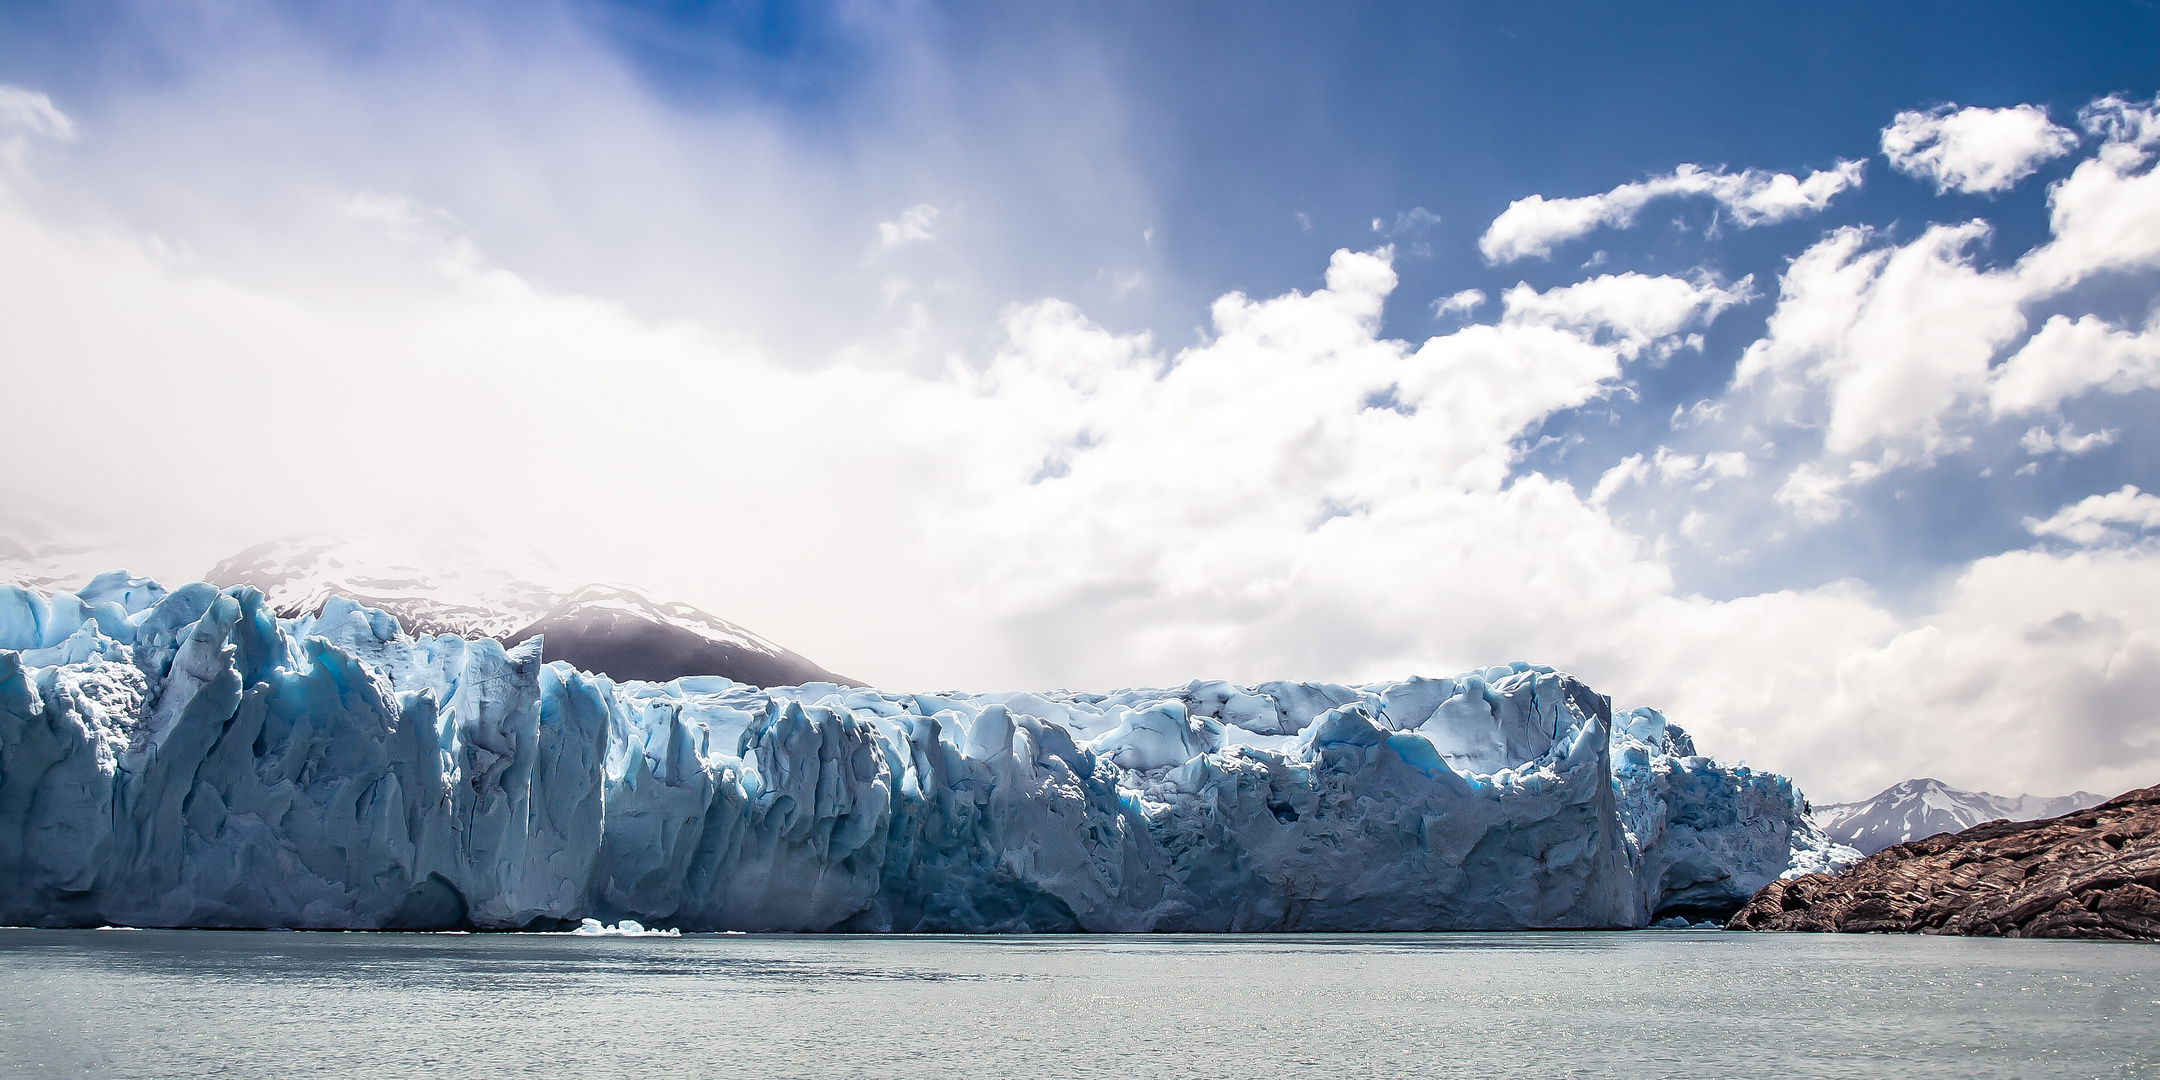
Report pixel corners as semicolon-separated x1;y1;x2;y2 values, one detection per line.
1813;778;2106;855
0;522;104;593
204;536;851;688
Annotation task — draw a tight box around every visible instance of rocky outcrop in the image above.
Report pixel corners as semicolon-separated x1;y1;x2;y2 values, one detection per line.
1729;783;2160;941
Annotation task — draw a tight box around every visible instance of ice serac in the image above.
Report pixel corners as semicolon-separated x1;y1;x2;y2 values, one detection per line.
0;574;1853;931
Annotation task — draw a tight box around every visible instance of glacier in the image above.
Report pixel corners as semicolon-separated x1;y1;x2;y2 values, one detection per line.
0;572;1854;931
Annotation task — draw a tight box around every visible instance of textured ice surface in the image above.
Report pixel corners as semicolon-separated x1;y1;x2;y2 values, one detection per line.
0;575;1852;931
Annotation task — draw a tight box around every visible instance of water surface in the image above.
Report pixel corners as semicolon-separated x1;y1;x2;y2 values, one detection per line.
2;929;2155;1078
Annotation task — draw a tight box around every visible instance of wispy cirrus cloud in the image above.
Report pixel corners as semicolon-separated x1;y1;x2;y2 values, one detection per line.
1478;161;1864;263
0;84;71;139
0;83;74;165
2019;422;2118;458
876;203;940;249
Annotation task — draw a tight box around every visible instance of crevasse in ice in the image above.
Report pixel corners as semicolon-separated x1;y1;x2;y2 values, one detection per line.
0;574;1855;931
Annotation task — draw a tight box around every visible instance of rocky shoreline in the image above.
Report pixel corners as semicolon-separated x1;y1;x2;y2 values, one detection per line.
1729;784;2160;941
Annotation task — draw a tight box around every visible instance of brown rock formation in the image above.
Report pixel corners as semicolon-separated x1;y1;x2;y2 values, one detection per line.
1728;783;2160;941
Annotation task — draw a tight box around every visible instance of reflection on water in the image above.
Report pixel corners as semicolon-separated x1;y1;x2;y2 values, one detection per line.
2;929;2155;1079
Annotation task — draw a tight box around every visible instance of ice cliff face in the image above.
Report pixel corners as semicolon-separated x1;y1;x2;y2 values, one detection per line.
0;573;1853;931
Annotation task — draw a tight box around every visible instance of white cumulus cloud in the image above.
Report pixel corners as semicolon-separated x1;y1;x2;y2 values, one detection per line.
2081;94;2160;157
1733;222;2025;464
1724;96;2160;524
1500;271;1751;360
1882;103;2078;195
1773;464;1854;525
1992;314;2160;416
1431;288;1485;319
2026;486;2160;546
2020;97;2160;291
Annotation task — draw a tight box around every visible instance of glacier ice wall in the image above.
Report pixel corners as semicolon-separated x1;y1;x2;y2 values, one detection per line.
0;574;1852;931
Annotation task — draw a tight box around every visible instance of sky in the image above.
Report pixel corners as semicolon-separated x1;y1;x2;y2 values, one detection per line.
1;0;2157;802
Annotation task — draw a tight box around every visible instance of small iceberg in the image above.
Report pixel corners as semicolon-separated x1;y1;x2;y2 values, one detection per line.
571;919;680;937
1648;916;1726;930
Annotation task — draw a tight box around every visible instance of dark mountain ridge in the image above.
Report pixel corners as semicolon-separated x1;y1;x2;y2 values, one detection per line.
206;537;852;688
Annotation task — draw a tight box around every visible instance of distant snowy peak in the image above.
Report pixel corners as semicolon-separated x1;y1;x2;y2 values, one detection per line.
0;525;107;594
206;536;579;639
1814;778;2105;855
500;584;853;689
204;536;851;688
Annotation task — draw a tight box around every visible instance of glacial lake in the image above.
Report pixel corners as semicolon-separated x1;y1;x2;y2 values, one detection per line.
1;929;2154;1079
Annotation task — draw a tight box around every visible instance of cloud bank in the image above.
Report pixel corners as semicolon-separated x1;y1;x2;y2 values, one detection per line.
1;23;2158;806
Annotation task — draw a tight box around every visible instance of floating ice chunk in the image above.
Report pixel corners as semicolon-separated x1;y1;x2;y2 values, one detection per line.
571;919;680;937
